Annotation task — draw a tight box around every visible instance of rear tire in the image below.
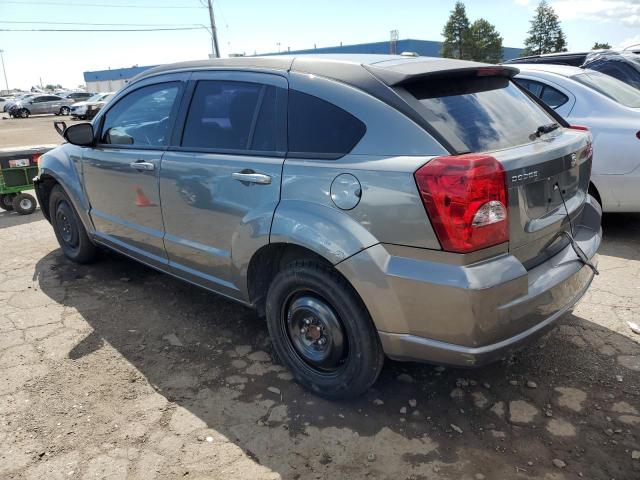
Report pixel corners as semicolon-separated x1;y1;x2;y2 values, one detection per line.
266;260;385;399
59;106;70;115
0;194;15;211
18;108;29;118
12;193;37;215
49;185;97;263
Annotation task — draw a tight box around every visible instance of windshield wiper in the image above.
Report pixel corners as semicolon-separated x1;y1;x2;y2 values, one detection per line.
535;122;560;137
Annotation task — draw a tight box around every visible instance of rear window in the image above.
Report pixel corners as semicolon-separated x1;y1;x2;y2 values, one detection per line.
572;71;640;108
406;76;555;152
288;90;366;159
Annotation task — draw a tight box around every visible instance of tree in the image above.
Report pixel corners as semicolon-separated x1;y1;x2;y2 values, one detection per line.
466;19;503;63
521;0;567;56
441;1;471;59
592;42;611;50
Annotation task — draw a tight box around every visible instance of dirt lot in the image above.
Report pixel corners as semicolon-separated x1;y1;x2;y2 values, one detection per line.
1;120;639;480
0;113;81;148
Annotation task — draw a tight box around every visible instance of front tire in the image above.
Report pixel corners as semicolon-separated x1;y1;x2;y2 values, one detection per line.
59;106;70;115
18;108;29;118
49;185;97;263
266;260;384;399
12;193;37;215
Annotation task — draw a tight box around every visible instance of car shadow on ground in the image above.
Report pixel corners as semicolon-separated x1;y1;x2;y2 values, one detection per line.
0;208;43;229
32;234;640;478
600;213;640;261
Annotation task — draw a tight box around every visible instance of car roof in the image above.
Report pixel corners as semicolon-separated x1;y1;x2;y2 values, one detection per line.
508;63;586;78
133;54;518;87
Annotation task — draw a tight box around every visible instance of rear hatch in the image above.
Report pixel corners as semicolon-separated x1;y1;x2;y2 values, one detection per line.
398;68;591;267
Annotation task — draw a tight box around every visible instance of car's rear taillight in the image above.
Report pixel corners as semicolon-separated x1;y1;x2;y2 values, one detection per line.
636;131;640;140
414;154;508;253
569;125;589;131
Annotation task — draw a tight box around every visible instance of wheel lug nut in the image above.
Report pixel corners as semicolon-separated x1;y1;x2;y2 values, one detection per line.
300;327;307;334
304;318;311;325
318;338;326;345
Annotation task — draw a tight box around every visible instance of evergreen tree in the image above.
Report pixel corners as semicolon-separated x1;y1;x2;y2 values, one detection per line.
521;0;567;56
592;42;611;50
441;1;471;59
466;19;503;63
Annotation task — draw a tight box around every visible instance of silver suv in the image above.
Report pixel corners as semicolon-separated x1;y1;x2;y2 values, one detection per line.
9;94;75;118
35;55;601;398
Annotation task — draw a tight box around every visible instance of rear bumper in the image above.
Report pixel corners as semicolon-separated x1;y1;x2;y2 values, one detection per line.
336;196;602;367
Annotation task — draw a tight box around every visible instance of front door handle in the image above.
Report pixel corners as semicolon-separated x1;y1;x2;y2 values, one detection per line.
232;171;271;185
130;161;155;171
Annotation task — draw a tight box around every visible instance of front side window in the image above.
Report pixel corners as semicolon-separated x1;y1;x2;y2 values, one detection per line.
572;71;640;108
181;80;284;152
100;83;179;147
407;76;555;152
288;91;366;158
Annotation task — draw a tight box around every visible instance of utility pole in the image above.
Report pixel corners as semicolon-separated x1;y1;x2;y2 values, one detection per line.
0;50;8;93
207;0;220;58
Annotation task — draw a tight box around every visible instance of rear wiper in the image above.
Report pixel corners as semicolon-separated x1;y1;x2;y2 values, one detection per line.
535;122;560;137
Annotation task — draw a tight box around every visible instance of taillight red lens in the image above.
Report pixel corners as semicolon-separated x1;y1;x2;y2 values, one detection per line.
636;131;640;140
569;125;589;131
414;154;508;253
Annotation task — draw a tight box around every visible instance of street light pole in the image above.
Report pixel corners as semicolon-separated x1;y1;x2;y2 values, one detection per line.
0;50;9;94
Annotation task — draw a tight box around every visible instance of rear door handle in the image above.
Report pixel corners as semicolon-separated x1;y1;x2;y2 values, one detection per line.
130;161;155;171
232;171;271;185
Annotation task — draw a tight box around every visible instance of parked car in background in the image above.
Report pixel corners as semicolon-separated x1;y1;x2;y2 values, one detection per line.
3;93;37;113
70;92;115;120
513;63;640;212
8;94;75;118
0;96;12;111
34;55;600;398
58;91;95;102
505;50;640;90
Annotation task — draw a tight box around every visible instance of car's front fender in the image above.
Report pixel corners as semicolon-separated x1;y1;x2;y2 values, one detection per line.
35;144;95;233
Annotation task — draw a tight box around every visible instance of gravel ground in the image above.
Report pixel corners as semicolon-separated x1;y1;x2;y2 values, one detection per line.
0;207;639;480
0;114;80;148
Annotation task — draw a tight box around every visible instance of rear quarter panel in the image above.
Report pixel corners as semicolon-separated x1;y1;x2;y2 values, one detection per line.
271;72;446;264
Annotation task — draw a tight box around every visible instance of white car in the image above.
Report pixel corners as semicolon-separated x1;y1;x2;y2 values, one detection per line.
70;92;115;120
511;63;640;212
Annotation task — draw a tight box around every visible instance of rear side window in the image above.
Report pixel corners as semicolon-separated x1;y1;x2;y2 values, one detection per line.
182;80;285;152
515;78;568;109
407;76;554;152
288;90;366;159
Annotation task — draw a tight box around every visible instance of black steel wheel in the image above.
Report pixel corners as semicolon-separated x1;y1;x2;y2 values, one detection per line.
0;194;15;211
11;192;37;215
49;185;97;263
284;292;347;372
266;260;384;399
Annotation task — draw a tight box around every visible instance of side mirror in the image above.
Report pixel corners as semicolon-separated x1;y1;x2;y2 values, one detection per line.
64;123;94;147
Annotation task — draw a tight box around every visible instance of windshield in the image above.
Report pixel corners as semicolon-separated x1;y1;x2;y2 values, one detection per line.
407;76;555;152
87;94;104;102
572;71;640;108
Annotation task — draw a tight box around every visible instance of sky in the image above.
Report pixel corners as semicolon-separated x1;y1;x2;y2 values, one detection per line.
0;0;639;91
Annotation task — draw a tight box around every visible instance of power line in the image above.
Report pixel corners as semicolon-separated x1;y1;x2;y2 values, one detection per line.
3;1;205;8
0;21;203;27
0;27;207;32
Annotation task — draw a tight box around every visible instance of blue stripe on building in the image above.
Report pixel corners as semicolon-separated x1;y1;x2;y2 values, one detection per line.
83;65;157;83
262;38;523;61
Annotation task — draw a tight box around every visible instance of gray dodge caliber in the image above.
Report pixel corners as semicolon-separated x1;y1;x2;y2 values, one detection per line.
35;55;601;398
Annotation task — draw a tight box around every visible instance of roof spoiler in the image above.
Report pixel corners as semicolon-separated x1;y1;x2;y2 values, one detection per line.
364;62;519;87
